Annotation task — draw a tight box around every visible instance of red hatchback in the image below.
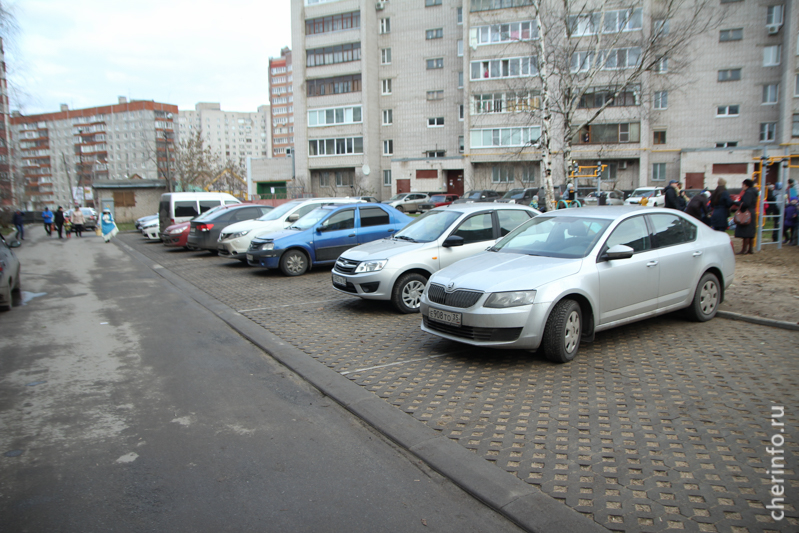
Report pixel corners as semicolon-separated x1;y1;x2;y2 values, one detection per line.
418;194;460;212
162;221;192;248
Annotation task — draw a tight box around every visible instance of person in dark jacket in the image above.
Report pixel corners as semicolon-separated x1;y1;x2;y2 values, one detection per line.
54;206;65;239
783;200;797;245
734;179;758;254
709;178;733;231
664;180;681;209
12;210;24;240
685;191;710;224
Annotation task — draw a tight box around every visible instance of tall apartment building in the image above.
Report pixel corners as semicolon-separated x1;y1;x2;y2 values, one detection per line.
292;0;798;200
11;98;177;208
177;102;271;166
0;38;13;206
269;48;295;157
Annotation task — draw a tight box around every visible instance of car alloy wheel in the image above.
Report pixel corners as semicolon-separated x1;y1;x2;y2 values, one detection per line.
392;272;427;314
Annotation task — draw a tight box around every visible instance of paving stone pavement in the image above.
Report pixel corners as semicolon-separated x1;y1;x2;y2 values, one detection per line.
121;234;799;533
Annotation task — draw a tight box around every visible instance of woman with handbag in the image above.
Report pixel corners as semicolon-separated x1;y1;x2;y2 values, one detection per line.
709;178;733;232
734;179;758;254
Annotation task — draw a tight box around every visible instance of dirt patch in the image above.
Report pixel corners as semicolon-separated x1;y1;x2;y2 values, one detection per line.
719;240;799;324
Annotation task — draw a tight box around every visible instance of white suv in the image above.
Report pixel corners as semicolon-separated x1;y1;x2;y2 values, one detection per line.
332;204;539;313
624;187;665;207
217;198;363;262
382;193;430;213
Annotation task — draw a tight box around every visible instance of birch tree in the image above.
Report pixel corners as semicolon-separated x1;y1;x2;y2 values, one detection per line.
170;129;218;192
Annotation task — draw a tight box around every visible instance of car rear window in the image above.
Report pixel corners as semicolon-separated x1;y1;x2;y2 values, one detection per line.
175;201;198;217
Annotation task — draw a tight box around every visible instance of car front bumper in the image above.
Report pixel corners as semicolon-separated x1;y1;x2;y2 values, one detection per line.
217;237;253;257
331;268;398;299
419;296;550;350
143;227;160;240
245;248;285;268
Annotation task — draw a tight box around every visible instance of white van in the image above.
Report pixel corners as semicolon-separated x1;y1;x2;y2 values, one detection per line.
158;192;241;236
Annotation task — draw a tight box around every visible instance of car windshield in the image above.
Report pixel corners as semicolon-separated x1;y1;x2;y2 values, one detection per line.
290;207;331;230
502;189;524;199
462;191;483;199
430;195;447;203
631;189;655;198
493;216;611;259
257;200;302;221
387;193;409;202
393;209;461;243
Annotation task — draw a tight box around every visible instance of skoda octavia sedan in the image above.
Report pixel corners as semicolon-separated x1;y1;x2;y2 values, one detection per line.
332;204;538;313
247;203;411;276
420;207;735;363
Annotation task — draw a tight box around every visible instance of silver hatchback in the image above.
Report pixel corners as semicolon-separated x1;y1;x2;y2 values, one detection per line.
331;204;539;313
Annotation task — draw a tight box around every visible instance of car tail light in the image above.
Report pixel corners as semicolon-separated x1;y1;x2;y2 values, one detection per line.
196;223;214;232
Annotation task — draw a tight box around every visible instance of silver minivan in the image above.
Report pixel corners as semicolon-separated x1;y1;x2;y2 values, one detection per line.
332;204;539;313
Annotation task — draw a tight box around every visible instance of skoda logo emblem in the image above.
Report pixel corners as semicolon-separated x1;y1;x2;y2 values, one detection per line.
446;282;455;293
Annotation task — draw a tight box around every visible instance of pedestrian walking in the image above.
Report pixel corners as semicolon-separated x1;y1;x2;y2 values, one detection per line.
12;209;24;240
783;200;797;245
664;180;681;209
71;207;85;237
734;179;759;255
54;206;65;239
42;207;54;236
100;208;118;243
709;178;733;232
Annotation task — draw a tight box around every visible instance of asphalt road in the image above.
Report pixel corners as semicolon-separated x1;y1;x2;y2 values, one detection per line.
0;228;524;533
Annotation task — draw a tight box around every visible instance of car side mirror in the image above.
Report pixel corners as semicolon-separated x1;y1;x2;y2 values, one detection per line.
442;235;464;248
9;240;21;248
287;213;299;222
603;244;634;261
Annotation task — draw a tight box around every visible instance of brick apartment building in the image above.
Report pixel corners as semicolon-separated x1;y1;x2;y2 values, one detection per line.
11;98;177;208
291;0;799;200
269;47;295;157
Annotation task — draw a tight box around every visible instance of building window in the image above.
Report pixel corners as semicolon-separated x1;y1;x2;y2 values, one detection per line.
653;91;667;109
459;104;464;120
792;115;799;137
307;74;362;97
381;48;392;64
718;68;741;82
763;84;779;104
383;139;393;155
457;7;462;23
764;45;781;66
425;0;442;6
653;131;666;145
472;21;537;45
335;170;354;187
575;123;641;144
470;0;533;12
427;117;444;127
716;105;740;117
577;87;638;109
766;5;784;26
492;166;514;183
760;123;776;142
380;18;391;34
382;109;393;125
427;58;444;69
471;56;539;80
306;42;361;67
426;28;443;39
459;136;464;152
715;141;738;148
383;169;391;186
653;57;668;73
457;40;464;57
570;48;642;72
305;11;361;36
308;136;364;156
458;71;464;88
382;79;392;95
567;8;643;36
426;90;444;100
796;74;799;96
426;151;446;158
308;105;362;127
719;28;743;41
470;126;541;148
652;163;666;181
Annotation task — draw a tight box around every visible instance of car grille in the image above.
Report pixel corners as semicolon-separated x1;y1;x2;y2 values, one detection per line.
334;258;360;274
423;317;522;342
336;281;358;293
427;283;483;308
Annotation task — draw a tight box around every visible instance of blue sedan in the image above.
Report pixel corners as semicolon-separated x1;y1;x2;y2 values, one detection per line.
247;203;412;276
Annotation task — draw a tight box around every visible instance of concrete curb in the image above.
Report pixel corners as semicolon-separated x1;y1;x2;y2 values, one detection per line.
717;310;799;331
114;239;606;533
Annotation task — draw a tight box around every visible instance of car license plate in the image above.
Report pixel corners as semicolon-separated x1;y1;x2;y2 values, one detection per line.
190;227;196;233
246;254;254;262
428;307;462;327
332;274;347;287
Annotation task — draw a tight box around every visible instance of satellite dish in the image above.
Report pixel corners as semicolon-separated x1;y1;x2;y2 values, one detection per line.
362;164;371;176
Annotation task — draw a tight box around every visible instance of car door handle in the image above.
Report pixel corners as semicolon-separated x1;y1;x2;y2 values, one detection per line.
646;261;659;267
348;233;356;237
692;251;703;257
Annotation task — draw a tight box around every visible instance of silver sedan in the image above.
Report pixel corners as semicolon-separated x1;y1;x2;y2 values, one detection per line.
420;206;735;363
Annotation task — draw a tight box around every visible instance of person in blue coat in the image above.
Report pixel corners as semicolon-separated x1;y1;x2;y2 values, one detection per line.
709;178;733;232
100;208;118;243
41;207;54;236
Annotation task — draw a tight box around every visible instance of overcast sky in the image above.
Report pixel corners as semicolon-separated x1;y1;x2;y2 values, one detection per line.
5;0;293;115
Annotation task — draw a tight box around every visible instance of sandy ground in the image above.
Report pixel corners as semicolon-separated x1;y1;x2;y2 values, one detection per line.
719;237;799;324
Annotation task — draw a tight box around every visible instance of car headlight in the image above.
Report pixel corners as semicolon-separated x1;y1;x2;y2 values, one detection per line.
168;227;186;234
228;230;250;240
260;242;275;250
354;259;387;273
484;290;536;308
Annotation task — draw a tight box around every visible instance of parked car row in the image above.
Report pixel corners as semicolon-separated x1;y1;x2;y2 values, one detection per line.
154;192;735;364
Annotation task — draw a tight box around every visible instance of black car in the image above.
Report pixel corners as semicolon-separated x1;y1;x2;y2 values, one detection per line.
452;190;502;203
496;187;538;204
187;204;273;254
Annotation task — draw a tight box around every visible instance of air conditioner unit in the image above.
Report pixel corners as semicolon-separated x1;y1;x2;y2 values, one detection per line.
619;161;628;170
376;1;385;10
766;24;781;35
